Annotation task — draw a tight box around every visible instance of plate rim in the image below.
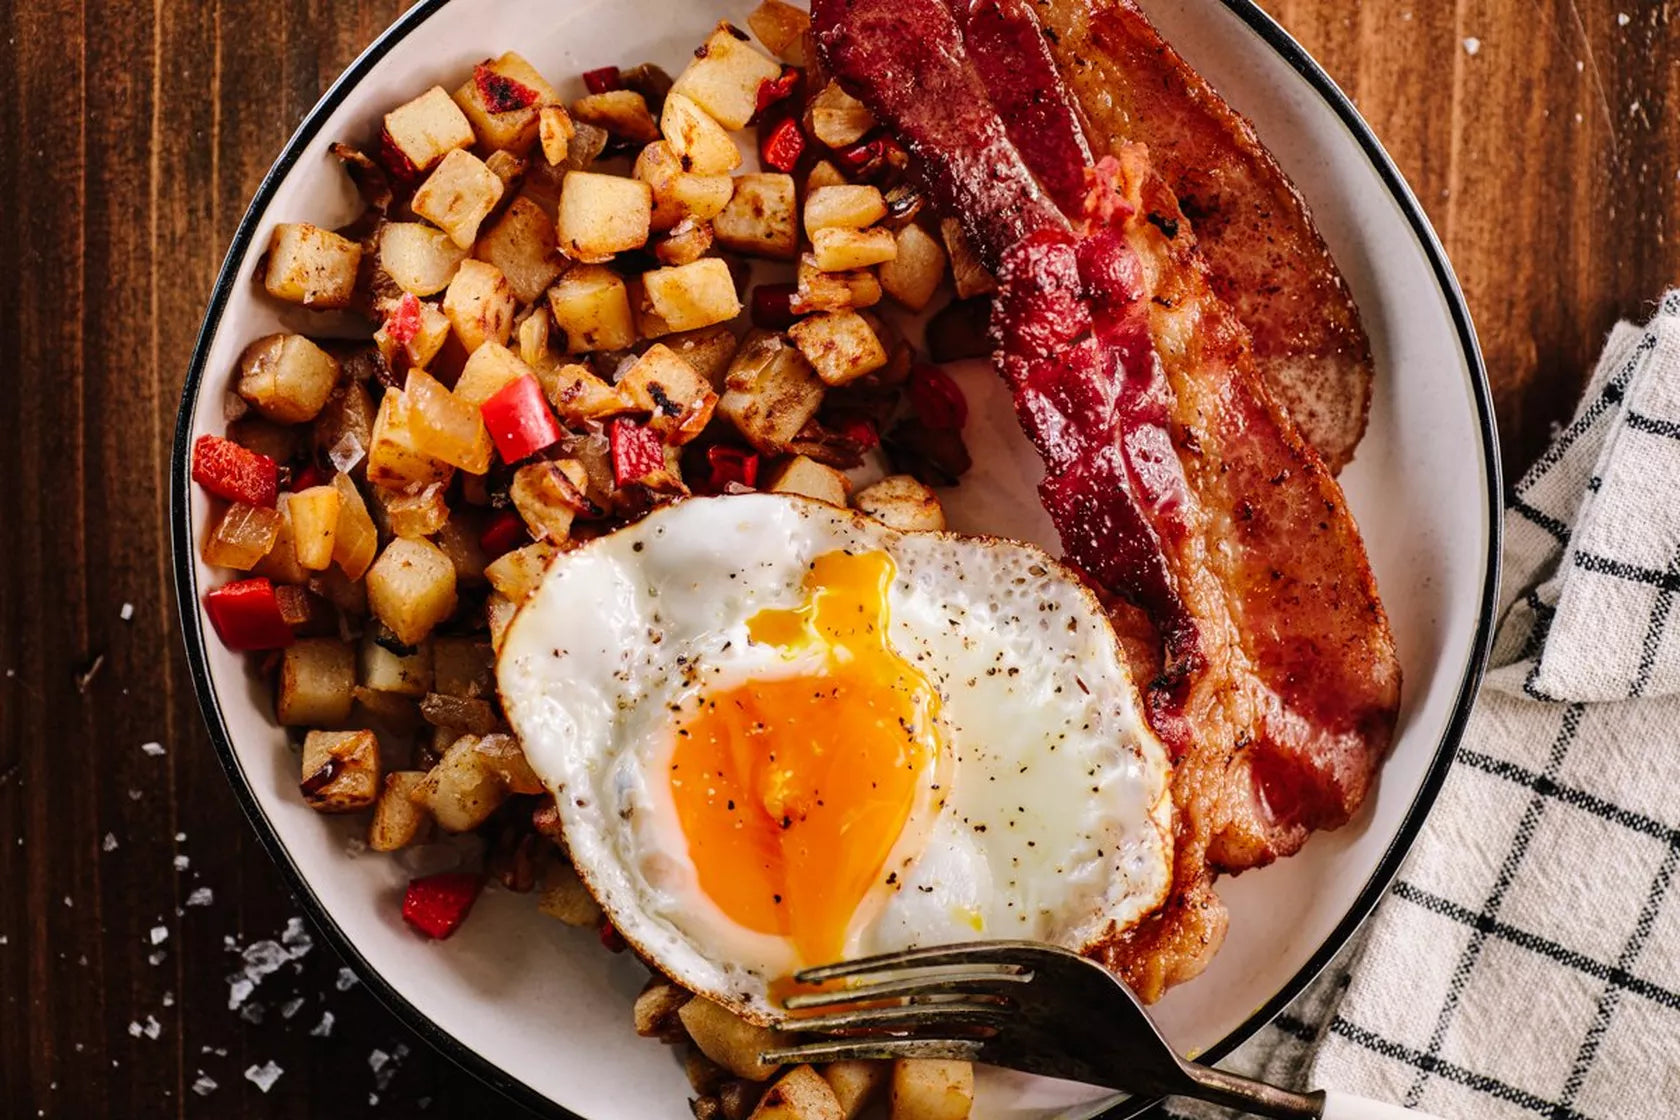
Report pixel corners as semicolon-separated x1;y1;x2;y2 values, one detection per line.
167;1;1502;1116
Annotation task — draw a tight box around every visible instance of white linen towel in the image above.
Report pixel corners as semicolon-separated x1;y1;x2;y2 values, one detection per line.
1166;291;1680;1119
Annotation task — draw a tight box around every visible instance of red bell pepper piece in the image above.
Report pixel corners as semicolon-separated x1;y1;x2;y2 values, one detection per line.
610;418;666;489
598;920;627;954
480;375;562;464
751;283;800;331
909;364;969;430
706;445;760;492
760;117;806;173
836;416;881;451
479;509;528;558
383;292;422;347
289;462;329;492
582;66;623;94
754;67;800;119
402;872;484;940
192;434;279;508
203;578;295;652
475;63;541;113
375;127;421;183
834;133;907;184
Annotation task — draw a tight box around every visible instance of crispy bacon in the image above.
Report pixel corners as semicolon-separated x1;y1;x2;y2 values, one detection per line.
1028;0;1375;473
813;0;1400;999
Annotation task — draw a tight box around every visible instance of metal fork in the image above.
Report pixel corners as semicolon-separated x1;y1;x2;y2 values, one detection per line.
762;942;1441;1119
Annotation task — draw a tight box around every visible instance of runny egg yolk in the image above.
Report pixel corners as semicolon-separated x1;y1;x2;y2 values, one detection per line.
669;550;943;966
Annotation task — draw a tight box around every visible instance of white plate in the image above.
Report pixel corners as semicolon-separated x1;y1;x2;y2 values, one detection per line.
171;1;1500;1116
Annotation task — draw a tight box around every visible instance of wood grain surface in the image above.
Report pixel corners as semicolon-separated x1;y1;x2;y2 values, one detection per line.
0;1;1675;1116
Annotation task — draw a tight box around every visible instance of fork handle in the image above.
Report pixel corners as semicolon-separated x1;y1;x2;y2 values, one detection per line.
1319;1089;1444;1118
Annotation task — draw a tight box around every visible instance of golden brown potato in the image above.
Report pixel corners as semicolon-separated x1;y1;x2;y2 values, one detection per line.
715;174;798;261
557;171;652;263
656;218;716;268
510;459;592;542
662;92;743;176
412;733;504;832
671;23;784;130
484;541;557;604
369;770;431;851
382;85;475;175
537;859;602;927
795;255;881;314
805;160;847;193
374;297;453;372
472;733;542;794
539;105;574;165
263;223;362;310
548;265;637;352
539;360;630;425
823;1062;889;1120
810;227;897;273
378;222;469;297
570;90;661;144
804;185;887;233
643;258;742;334
412;148;506;249
287;484;340;570
300;729;381;814
367;389;454;490
358;630;433;697
443;259;517;355
633;977;693;1040
853;475;946;532
788;311;889;386
768;456;849;506
748;0;811;64
475;197;565;304
751;1066;844;1120
453;340;535;408
805;81;875;148
331;472;379;581
878;224;948;313
277;638;356;728
888;1060;973;1120
404;367;495;475
451;52;559;155
666;325;740;388
718;330;825;452
236;334;340;423
636;141;735;232
366;536;459;646
677;998;790;1082
618;344;720;444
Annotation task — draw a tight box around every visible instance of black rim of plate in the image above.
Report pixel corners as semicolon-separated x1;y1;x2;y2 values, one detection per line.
169;1;1503;1117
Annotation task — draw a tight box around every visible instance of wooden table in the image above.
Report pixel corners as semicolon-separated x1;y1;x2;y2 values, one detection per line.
1;1;1675;1115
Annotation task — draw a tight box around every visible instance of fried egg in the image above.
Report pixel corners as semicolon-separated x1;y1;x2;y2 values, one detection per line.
497;494;1171;1020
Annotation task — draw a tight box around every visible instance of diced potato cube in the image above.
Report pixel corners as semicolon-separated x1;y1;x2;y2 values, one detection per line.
379;222;469;297
475;197;564;304
253;495;308;584
768;455;849;506
375;298;452;372
369;771;431;851
671;24;784;130
636;141;734;232
557;171;652;262
360;630;433;697
666;325;739;388
412;148;505;249
277;638;356;727
718;330;825;451
487;591;519;653
810;227;897;272
404;367;494;474
236;334;340;423
368;389;453;490
795;255;881;313
616;344;718;444
538;860;602;927
472;732;543;794
806;160;847;193
453;341;535;408
748;0;811;64
878;223;948;312
804;185;887;233
539;105;574;165
656;219;715;268
484;541;556;603
331;472;379;581
940;218;995;299
662;92;742;176
300;729;381;813
751;1066;844;1120
412;734;504;832
547;266;637;352
443;259;517;355
540;361;630;424
382;85;475;176
889;1060;973;1120
288;484;341;570
806;81;875;148
376;481;450;538
788;311;888;386
677;998;790;1082
433;637;495;698
202;502;282;571
510;459;592;541
571;90;661;144
451;52;559;155
824;1062;888;1120
643;258;742;333
854;475;946;532
263;223;362;309
366;536;459;646
714;174;798;260
634;976;693;1039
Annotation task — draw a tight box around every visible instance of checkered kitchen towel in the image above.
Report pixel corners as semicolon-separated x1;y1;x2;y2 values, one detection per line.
1168;291;1680;1119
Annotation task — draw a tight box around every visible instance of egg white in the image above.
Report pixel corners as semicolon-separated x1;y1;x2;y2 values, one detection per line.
497;493;1173;1021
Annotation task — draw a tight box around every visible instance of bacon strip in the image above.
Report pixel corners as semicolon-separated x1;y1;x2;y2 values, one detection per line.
813;0;1401;999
